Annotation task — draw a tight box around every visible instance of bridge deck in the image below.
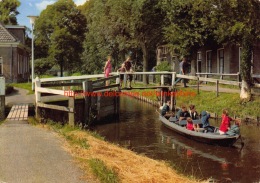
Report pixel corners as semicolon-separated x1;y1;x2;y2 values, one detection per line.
7;104;28;121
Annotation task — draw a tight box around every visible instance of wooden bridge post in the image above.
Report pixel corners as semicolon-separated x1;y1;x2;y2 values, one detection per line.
171;72;176;86
216;80;219;97
35;77;41;119
123;73;127;88
83;80;93;125
161;75;165;86
0;77;5;121
68;96;75;127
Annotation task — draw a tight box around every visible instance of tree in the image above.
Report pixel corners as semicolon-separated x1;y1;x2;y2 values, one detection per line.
160;0;215;58
34;0;86;76
81;0;166;82
132;0;167;83
209;0;260;101
0;0;20;25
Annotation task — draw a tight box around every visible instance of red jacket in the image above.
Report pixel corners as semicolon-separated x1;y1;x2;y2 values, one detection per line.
219;114;232;132
186;122;194;131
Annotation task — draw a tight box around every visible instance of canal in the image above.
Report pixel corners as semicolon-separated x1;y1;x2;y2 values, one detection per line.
92;96;260;183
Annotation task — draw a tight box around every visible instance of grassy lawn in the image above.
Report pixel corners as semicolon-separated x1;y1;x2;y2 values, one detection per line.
131;81;259;119
174;87;260;119
9;82;34;94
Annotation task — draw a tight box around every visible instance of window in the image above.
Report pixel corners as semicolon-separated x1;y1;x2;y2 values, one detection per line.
206;51;212;73
218;49;224;73
0;57;3;75
197;52;202;73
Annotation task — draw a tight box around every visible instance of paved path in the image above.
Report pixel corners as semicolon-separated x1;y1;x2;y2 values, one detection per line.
5;87;35;106
196;84;239;93
0;120;86;183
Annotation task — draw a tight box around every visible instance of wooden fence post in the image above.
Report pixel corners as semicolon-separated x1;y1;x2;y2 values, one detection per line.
237;72;241;82
0;77;5;121
68;96;75;127
35;77;41;119
216;80;219;97
83;80;93;125
197;77;200;94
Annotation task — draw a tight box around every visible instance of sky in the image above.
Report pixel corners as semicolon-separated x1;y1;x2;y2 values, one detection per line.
17;0;87;29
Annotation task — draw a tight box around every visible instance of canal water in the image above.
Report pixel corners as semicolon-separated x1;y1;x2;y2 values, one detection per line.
92;96;260;183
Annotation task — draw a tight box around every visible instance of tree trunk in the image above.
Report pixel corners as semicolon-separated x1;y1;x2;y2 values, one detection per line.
240;36;253;101
141;42;148;84
60;58;63;77
240;80;251;100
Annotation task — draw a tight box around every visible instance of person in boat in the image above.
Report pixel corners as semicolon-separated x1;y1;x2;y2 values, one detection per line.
201;111;210;128
175;107;182;120
226;119;241;136
179;105;190;121
219;109;234;135
189;104;199;120
161;100;174;118
186;117;199;131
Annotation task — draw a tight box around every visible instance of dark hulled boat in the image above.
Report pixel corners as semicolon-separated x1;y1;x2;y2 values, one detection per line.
159;115;240;147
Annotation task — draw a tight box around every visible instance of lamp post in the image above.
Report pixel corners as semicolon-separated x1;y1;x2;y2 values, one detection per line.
27;15;38;90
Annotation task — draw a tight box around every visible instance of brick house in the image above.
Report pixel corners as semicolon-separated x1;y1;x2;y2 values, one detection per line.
0;22;30;83
156;43;260;81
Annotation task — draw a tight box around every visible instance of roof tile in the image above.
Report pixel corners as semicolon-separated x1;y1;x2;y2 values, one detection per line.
0;22;17;42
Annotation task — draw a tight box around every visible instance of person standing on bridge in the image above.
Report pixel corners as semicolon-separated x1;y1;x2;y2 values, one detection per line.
104;56;112;86
123;56;133;88
117;63;126;88
173;57;189;87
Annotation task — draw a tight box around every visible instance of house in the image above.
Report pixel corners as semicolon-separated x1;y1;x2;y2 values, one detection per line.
156;43;260;82
156;44;179;72
0;22;30;83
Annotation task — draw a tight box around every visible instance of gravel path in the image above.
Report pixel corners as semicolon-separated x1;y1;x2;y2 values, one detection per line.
0;120;87;183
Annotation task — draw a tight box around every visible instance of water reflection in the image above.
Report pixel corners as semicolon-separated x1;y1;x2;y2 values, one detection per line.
92;97;260;183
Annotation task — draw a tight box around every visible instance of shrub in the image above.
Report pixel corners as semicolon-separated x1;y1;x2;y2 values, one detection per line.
5;84;14;94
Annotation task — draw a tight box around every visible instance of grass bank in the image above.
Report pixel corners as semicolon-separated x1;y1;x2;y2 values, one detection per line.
130;82;259;119
174;87;259;119
28;118;200;183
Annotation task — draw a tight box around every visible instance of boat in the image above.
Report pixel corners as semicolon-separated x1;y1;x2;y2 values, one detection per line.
159;115;241;147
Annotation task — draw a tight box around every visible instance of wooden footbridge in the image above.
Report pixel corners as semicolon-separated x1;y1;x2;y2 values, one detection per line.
32;71;247;126
6;104;28;121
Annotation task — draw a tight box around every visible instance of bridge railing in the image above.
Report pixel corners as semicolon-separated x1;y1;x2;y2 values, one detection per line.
34;75;120;126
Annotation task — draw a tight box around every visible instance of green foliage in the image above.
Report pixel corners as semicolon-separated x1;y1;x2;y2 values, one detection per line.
35;58;54;76
88;158;119;183
0;0;20;25
81;0;166;75
35;0;87;76
160;0;215;56
155;61;172;72
46;120;90;149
